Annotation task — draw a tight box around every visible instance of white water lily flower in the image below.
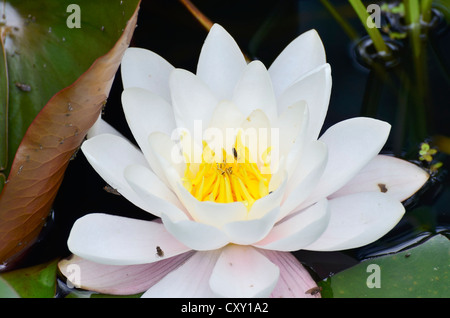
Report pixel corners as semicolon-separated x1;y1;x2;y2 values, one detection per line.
61;24;429;298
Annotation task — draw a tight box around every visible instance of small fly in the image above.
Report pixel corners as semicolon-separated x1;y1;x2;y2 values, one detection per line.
232;147;238;160
103;185;121;196
15;82;31;92
305;286;322;296
156;246;164;257
377;183;388;193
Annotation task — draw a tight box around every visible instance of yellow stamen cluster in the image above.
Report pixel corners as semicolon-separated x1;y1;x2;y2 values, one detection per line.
183;136;271;210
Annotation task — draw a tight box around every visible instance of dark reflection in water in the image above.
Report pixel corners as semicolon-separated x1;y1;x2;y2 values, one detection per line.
16;0;450;284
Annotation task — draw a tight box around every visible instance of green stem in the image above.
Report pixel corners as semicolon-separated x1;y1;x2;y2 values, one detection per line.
320;0;360;41
421;0;434;23
392;68;410;156
361;70;383;118
406;0;422;58
404;0;429;141
348;0;390;56
429;36;450;86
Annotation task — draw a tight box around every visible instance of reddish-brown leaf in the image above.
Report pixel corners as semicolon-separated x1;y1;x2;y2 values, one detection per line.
0;3;140;269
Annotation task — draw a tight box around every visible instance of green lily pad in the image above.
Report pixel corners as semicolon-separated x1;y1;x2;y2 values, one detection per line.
0;276;20;298
319;234;450;298
65;291;143;298
0;259;58;298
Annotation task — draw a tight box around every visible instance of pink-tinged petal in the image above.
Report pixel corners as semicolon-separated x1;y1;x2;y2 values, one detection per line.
124;164;186;218
196;24;247;100
259;250;321;298
58;252;194;295
68;213;191;265
160;210;230;251
232;60;277;120
329;154;429;202
278;63;332;141
255;199;329;251
209;245;279;298
122;87;177;161
305;192;405;251
298;117;391;210
280;140;328;219
121;47;174;102
80;133;153;212
170;68;219;140
269;29;326;98
142;250;221;298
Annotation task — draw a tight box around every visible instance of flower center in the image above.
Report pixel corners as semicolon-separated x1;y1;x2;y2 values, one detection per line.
182;133;272;210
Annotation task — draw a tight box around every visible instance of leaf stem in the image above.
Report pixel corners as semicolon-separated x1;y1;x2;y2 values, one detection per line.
348;0;390;56
178;0;213;31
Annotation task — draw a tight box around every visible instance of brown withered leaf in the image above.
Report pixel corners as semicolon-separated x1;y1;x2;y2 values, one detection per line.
0;3;140;269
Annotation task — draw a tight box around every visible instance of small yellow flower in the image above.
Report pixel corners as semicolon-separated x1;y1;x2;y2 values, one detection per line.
419;142;438;162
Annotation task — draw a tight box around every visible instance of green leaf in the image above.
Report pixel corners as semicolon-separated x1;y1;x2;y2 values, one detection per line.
0;0;139;182
318;234;450;298
0;259;59;298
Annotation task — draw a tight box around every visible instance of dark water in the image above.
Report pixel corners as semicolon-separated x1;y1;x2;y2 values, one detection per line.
15;0;450;284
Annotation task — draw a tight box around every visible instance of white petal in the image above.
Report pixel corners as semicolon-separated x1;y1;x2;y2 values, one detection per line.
304;192;405;251
142;250;220;298
259;250;321;298
269;29;326;97
122;87;177;161
223;207;280;245
121;47;174;102
68;213;191;265
161;211;230;251
207;100;246;132
330;154;429;202
87;116;123;139
170;68;218;141
249;173;287;220
175;182;248;227
255;199;329;251
280;140;328;219
239;109;273;169
196;24;247;100
206;100;246;155
298;117;391;210
80;134;153;212
58;252;194;295
278;63;332;141
124;164;186;218
232;60;277;120
147;132;185;190
274;101;309;176
209;245;279;298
